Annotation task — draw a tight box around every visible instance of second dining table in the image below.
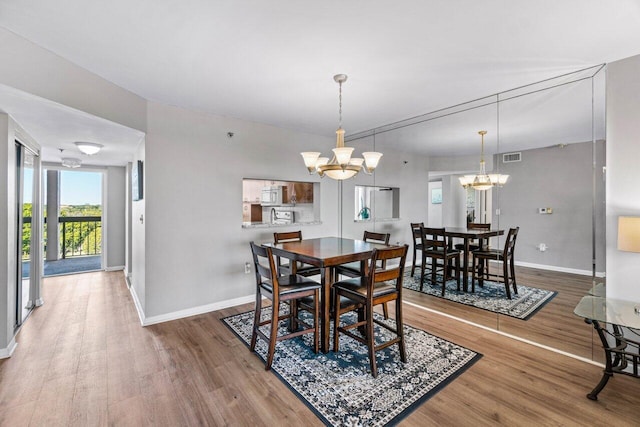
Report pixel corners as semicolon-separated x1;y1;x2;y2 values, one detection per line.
444;227;504;291
267;236;389;353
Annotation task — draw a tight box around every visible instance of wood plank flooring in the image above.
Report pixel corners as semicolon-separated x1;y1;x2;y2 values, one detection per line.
1;270;639;426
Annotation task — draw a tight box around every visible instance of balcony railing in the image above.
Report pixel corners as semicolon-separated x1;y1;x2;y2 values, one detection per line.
23;216;102;259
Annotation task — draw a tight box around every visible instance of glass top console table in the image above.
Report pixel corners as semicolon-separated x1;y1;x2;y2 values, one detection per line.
574;295;640;400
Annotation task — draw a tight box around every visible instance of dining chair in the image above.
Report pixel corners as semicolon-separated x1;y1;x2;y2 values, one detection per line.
410;222;425;277
273;231;320;277
471;227;519;299
332;244;409;377
249;242;320;370
334;230;391;318
454;222;491;252
419;226;461;296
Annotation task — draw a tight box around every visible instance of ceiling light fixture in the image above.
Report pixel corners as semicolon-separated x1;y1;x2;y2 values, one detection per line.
61;157;82;168
459;130;509;191
75;141;103;155
301;74;382;180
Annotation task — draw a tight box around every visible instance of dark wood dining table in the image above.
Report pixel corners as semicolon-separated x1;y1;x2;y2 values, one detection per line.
444;227;504;291
266;237;388;353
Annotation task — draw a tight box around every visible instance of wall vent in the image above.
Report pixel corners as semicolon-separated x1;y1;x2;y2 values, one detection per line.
503;152;521;163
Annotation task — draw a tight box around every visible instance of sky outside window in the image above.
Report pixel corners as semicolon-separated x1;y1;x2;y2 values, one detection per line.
60;170;102;205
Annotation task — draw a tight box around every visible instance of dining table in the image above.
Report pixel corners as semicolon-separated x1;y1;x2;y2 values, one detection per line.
266;236;388;353
444;227;504;291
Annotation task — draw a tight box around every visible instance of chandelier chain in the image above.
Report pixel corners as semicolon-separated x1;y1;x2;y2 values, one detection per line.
338;80;343;128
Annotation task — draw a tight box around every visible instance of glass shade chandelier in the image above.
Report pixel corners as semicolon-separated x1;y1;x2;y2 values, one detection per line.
459;130;509;191
301;74;382;180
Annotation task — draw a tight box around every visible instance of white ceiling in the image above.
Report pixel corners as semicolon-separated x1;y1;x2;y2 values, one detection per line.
0;0;639;163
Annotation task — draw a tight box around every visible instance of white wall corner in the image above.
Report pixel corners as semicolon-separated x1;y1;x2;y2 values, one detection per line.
0;337;17;359
141;294;256;326
105;265;125;272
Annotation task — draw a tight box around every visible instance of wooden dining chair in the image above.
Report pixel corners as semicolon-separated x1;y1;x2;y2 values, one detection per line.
419;226;461;296
273;231;320;277
454;222;491;252
410;222;424;277
471;227;519;299
334;231;392;318
249;242;321;370
332;245;409;377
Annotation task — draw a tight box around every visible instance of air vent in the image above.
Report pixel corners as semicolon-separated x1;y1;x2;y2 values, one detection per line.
503;152;521;163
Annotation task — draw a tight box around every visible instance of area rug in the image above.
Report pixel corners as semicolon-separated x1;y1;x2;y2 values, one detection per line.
222;307;481;426
403;271;556;320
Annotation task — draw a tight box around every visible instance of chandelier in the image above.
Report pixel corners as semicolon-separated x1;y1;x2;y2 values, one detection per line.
301;74;382;180
459;130;509;191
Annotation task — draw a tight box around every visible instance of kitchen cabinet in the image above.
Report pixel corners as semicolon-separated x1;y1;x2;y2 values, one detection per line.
285;182;314;204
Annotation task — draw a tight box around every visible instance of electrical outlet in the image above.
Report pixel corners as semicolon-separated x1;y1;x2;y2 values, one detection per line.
244;262;251;274
538;243;547;252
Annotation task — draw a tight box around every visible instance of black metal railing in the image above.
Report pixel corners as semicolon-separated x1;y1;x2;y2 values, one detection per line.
22;216;102;259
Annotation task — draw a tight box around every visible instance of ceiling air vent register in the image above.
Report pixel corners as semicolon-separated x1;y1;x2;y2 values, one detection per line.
503;152;521;163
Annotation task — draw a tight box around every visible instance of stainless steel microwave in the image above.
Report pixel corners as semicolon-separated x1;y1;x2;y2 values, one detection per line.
261;186;283;206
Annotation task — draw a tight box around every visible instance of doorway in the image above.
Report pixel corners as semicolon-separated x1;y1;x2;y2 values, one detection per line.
43;169;103;276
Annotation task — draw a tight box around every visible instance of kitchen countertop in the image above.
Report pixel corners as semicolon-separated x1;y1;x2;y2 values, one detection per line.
241;220;322;229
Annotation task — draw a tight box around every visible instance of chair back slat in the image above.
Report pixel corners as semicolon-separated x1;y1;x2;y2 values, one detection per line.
273;231;303;244
250;242;278;290
363;230;390;245
369;245;409;289
468;222;491;230
421;226;447;250
504;227;519;258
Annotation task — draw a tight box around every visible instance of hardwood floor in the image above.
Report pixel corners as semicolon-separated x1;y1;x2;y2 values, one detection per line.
1;270;638;426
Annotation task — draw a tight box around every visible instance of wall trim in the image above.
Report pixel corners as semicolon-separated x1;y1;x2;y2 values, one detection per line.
0;337;17;359
35;298;44;307
141;294;255;326
105;265;125;272
514;260;606;278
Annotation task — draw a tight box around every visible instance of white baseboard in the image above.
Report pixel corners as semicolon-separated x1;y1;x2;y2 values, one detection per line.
0;337;17;359
127;283;255;327
128;283;147;326
35;298;44;307
105;265;125;272
514;261;606;278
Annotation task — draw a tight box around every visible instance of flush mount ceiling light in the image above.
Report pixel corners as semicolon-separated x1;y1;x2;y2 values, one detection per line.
75;141;103;155
301;74;382;180
459;130;509;191
61;157;82;168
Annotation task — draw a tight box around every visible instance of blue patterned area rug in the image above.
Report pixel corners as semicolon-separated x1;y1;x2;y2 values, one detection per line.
222;307;481;426
403;271;556;320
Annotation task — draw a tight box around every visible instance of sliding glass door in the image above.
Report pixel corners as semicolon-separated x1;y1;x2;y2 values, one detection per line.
15;142;36;327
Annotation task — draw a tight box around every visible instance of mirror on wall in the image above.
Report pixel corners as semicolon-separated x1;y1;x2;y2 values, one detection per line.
354;185;400;221
344;65;606;362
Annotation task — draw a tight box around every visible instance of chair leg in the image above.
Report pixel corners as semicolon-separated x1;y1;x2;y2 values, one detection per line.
411;247;417;277
440;258;446;296
265;298;280;370
250;290;261;352
333;290;340;352
395;296;407;363
431;258;437;288
366;303;378;378
455;256;460;292
313;289;320;354
510;258;518;295
420;253;427;292
382;302;389;319
503;260;512;299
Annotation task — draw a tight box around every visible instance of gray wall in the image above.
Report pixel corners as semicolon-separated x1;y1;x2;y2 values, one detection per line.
131;142;146;312
606;54;640;301
494;140;606;273
0;114;17;354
